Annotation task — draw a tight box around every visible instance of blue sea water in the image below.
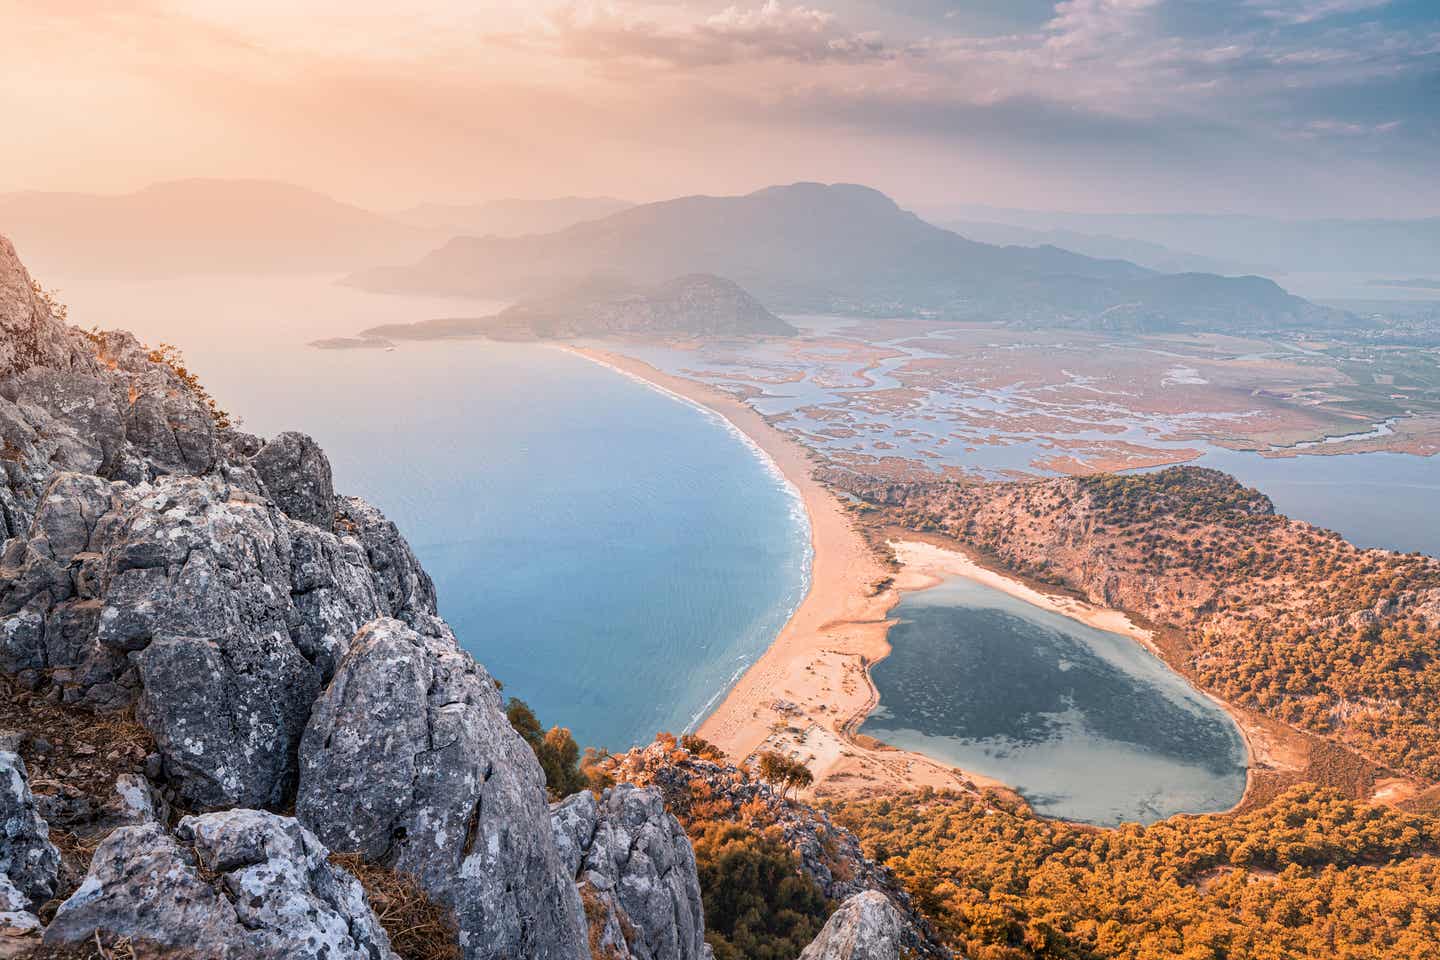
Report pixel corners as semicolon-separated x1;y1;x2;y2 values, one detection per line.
54;268;815;753
237;342;811;751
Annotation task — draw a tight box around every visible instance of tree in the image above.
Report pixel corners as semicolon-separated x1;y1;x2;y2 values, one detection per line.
755;751;813;799
506;697;587;799
691;821;830;960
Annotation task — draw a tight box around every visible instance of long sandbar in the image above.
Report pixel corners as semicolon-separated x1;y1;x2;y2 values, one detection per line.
565;346;992;796
566;345;1271;811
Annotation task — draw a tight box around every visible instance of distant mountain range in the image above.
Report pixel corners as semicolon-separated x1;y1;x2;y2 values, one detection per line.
353;274;793;342
939;220;1274;277
392;196;634;237
352;182;1340;332
932;204;1440;276
0;180;628;279
0;179;438;277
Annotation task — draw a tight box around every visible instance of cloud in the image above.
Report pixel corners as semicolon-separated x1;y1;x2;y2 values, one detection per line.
515;1;891;67
1300;117;1403;136
1247;0;1392;26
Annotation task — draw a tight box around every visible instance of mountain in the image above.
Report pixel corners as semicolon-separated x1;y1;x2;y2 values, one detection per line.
933;204;1440;276
357;274;795;342
940;219;1274;276
351;182;1338;332
393;195;634;236
0;178;437;277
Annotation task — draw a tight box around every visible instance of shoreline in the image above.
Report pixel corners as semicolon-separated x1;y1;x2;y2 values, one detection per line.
565;344;1265;815
566;346;996;797
887;537;1258;815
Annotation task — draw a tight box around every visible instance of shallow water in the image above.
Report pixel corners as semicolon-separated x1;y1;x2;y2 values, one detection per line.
860;577;1248;825
620;324;1440;557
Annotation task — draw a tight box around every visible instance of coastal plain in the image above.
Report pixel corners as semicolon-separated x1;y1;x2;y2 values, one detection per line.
574;347;1245;811
574;323;1440;822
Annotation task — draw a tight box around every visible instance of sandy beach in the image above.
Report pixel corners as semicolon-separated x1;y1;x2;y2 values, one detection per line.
566;345;1279;808
567;346;1003;796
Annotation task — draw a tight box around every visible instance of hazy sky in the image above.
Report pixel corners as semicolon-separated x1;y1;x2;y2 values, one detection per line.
2;0;1436;216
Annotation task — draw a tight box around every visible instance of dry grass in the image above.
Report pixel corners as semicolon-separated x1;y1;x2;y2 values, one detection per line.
329;854;461;960
17;933;190;960
0;675;156;910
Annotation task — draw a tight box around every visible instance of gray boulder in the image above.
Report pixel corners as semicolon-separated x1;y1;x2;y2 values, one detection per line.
252;430;335;529
799;891;928;960
551;785;710;960
45;809;396;960
0;467;438;809
297;618;588;960
0;751;60;934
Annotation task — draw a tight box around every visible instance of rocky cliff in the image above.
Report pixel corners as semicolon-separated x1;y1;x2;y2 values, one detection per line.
0;235;928;959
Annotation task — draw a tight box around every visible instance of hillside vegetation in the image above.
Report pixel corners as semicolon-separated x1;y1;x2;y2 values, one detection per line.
832;787;1440;960
832;466;1440;781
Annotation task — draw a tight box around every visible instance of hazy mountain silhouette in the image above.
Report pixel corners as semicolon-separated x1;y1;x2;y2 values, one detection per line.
933;204;1440;276
351;182;1338;331
940;220;1273;276
392;196;634;237
0;179;437;278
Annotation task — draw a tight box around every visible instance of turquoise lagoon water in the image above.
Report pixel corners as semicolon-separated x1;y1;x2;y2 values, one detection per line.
860;578;1249;825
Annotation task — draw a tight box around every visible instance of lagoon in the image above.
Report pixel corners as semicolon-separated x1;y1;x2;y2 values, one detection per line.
860;577;1249;825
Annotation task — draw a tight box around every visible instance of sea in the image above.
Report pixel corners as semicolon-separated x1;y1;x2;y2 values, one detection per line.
50;273;811;751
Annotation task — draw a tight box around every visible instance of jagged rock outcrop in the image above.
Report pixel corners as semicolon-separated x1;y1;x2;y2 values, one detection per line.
799;891;926;960
601;741;949;958
551;785;711;960
297;617;589;960
0;466;436;809
0;235;705;959
0;237;91;383
45;809;396;959
0;751;60;935
0;237;439;809
252;430;335;529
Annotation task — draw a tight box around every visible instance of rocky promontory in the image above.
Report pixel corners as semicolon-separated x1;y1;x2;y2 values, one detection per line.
0;234;931;958
357;274;796;343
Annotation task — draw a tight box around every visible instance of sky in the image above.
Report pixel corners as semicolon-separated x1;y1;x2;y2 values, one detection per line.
1;0;1436;216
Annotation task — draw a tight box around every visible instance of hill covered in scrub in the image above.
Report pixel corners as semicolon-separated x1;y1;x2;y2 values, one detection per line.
357;274;795;343
828;466;1440;787
831;786;1440;960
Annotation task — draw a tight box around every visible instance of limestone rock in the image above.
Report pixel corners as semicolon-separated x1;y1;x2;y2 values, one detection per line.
551;785;710;960
297;618;587;960
252;430;335;529
799;891;928;960
45;809;396;960
0;236;92;381
0;466;438;809
0;751;59;931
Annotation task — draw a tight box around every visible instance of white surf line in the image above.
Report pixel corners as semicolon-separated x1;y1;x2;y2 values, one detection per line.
554;345;817;731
